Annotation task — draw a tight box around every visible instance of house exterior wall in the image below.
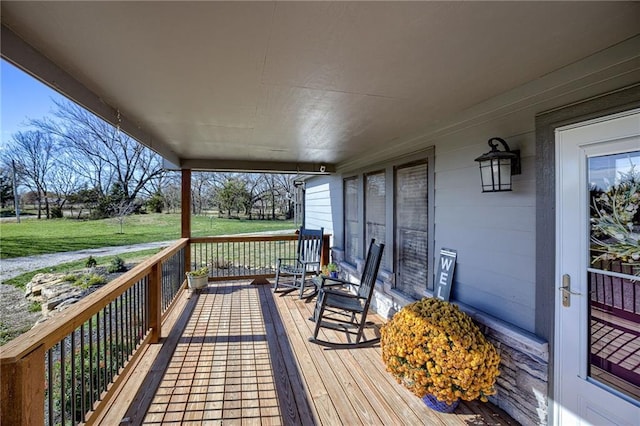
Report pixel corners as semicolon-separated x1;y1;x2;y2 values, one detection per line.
307;126;547;425
303;175;342;250
302;37;640;424
306;128;537;331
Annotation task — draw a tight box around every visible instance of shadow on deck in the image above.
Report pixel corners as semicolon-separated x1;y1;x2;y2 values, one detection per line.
99;280;518;425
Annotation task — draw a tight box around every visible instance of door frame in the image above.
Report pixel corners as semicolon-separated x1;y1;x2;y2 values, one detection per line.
535;83;640;423
554;110;640;424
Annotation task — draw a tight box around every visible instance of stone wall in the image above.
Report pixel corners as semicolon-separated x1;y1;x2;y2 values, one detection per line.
332;248;549;425
466;307;548;426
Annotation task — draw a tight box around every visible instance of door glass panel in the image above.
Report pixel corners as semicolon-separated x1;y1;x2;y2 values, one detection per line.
588;150;640;401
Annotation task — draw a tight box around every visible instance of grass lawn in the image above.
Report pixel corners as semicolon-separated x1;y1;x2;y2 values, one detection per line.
0;213;295;259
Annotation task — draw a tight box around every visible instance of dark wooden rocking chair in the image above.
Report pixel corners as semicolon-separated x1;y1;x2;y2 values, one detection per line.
273;227;324;298
309;239;384;348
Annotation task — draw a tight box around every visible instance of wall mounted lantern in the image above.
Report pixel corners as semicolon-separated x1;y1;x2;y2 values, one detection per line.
474;137;521;192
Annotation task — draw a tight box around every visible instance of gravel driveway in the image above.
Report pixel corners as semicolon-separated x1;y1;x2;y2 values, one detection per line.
0;240;177;283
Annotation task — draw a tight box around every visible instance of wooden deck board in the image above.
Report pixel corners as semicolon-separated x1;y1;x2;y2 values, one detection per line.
100;280;519;425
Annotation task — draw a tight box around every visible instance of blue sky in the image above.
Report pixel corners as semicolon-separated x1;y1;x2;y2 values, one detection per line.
1;59;66;145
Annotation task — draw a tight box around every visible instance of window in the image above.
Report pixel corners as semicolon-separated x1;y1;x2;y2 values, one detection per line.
394;160;429;299
365;171;386;268
344;176;359;264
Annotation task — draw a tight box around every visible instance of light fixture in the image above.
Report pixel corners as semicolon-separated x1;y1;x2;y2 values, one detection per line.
474;137;521;192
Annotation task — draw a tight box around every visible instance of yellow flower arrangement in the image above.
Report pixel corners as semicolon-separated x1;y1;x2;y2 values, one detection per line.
381;298;500;405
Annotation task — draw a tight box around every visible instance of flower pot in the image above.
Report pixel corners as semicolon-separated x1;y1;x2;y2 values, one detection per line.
330;271;338;278
187;274;208;290
422;394;459;413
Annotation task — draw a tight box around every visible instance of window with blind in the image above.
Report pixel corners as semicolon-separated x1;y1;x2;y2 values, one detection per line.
394;160;429;299
365;171;386;268
344;176;359;264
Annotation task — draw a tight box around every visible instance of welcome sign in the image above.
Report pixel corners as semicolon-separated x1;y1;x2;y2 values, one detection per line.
435;248;457;301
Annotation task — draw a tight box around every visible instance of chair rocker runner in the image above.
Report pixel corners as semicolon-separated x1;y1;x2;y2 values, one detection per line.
273;227;324;298
309;239;384;349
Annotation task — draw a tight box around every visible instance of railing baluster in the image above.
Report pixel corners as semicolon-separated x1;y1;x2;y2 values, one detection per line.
140;279;145;339
103;306;108;395
60;340;66;425
89;316;95;414
128;286;134;355
96;311;101;400
107;302;112;387
47;348;53;426
120;295;125;368
80;323;86;422
71;331;77;424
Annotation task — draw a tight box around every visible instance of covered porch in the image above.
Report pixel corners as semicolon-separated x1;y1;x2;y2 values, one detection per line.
0;236;514;424
98;279;516;425
2;3;639;424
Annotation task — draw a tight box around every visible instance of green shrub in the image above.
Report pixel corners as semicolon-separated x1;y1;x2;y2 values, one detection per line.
62;274;78;282
107;256;127;273
146;192;164;213
85;256;97;268
72;273;106;289
28;301;41;313
50;206;63;218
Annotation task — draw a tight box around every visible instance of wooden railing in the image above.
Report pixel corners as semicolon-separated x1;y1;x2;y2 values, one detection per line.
0;239;188;425
0;232;329;425
191;233;330;281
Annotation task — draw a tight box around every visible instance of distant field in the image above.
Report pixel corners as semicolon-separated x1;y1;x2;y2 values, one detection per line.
0;214;295;259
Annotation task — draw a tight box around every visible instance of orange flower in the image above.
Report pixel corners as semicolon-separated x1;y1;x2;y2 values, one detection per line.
381;298;500;405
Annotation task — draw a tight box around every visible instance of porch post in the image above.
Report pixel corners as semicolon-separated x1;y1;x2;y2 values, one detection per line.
0;345;45;425
321;234;330;266
182;169;191;272
149;262;161;343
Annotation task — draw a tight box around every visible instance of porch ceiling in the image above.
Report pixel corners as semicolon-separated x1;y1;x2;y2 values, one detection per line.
1;1;639;172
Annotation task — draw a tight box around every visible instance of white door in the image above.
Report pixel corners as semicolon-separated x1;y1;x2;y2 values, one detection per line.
555;109;640;425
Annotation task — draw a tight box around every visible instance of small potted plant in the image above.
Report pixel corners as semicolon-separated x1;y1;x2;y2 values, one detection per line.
381;297;500;412
186;266;209;290
322;262;339;278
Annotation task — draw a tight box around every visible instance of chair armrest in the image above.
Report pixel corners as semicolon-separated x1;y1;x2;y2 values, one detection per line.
322;288;363;299
277;257;299;263
320;276;361;289
320;276;350;287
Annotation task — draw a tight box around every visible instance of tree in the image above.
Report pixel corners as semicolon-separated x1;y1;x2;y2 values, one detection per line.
161;172;182;214
48;159;84;210
273;174;296;219
0;167;14;209
242;173;268;219
191;172;215;215
146;191;164;213
31;100;165;206
67;187;101;218
111;198;137;234
216;178;250;217
4;130;57;218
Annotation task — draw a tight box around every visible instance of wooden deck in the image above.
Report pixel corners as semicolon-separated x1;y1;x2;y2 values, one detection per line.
98;280;517;425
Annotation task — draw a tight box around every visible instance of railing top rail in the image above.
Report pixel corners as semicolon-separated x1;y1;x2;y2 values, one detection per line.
0;238;189;363
190;232;331;244
190;233;299;243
